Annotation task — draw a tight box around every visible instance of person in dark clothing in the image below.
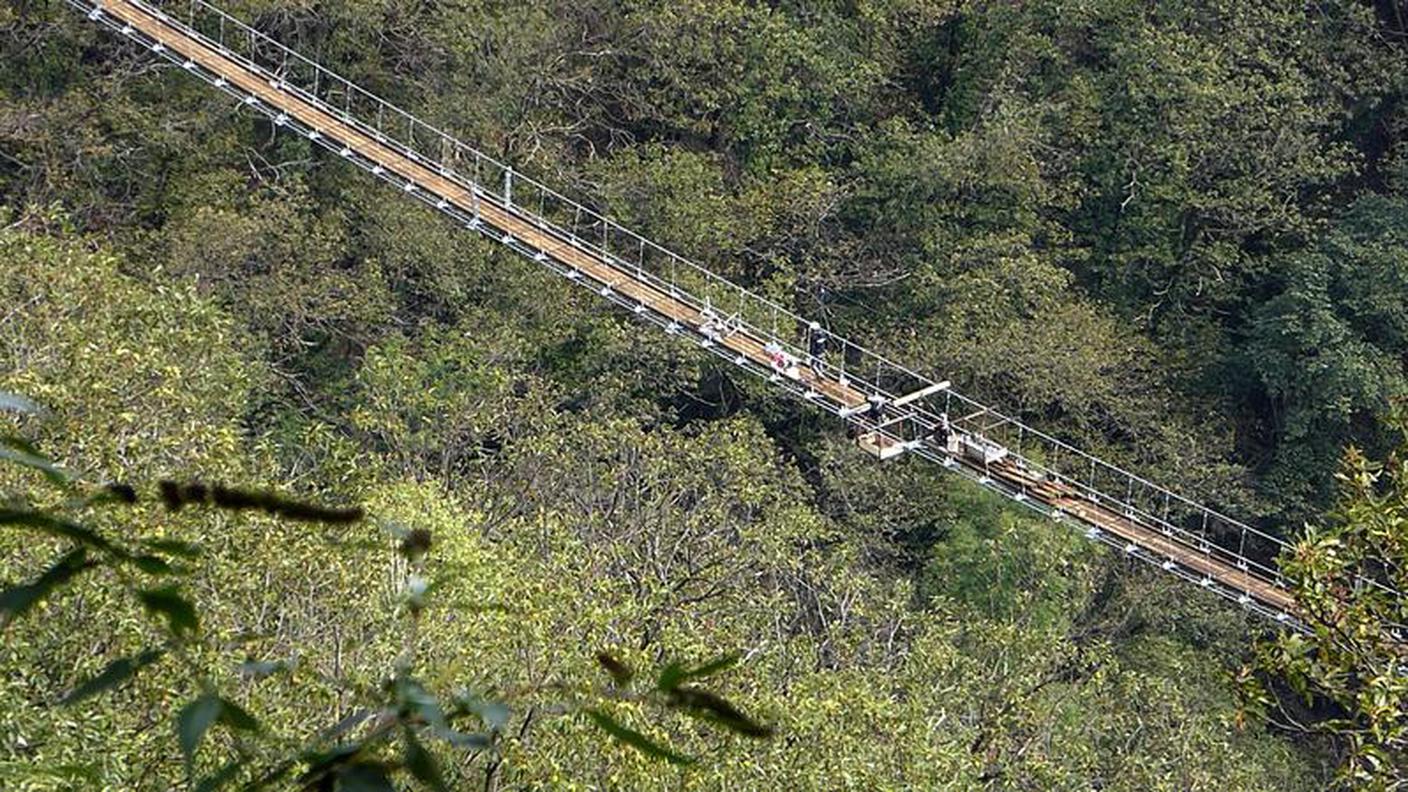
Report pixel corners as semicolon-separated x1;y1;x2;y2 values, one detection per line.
867;393;889;426
925;412;951;448
807;321;830;374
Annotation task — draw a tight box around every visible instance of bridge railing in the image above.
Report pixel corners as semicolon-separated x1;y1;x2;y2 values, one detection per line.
936;390;1292;588
82;0;1402;617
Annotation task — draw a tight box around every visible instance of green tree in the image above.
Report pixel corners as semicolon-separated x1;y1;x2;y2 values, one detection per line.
1243;195;1408;518
1244;412;1408;789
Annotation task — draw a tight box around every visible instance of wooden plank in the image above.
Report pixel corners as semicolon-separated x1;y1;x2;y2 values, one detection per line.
977;455;1300;617
892;380;950;408
1055;497;1299;614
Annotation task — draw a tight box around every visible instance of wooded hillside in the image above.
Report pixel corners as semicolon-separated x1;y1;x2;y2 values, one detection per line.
2;1;1406;788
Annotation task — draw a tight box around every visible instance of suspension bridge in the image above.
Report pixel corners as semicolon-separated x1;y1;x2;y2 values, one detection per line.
65;0;1396;635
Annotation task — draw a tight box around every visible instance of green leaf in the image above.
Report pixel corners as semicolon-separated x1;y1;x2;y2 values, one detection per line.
139;586;199;637
683;653;740;681
81;485;137;508
586;709;693;766
237;658;289;680
0;445;69;486
596;651;634;687
0;392;42;414
292;744;362;789
452;691;509;731
479;702;510;731
658;653;740;692
668;687;773;738
402;727;447;792
0;510;114;553
2;435;43;456
249;758;298;790
335;762;396;792
217;697;260;732
141;538;202;558
129;555;178;575
656;662;685;693
393;676;446;729
432;727;490;749
194;758;244;792
316;709;373;743
62;648;164;705
1;548;92;624
178;694;223;771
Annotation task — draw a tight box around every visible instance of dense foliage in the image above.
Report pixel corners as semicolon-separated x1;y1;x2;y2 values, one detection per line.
1244;415;1408;790
3;0;1407;788
0;417;771;789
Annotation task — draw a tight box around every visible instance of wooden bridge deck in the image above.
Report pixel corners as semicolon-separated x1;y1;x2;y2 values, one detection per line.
100;0;870;411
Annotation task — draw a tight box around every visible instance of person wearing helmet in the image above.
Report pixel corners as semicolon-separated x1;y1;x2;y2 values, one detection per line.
807;321;830;375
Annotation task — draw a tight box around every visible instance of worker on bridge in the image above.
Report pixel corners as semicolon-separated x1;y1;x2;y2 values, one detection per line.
764;341;801;379
926;412;951;448
807;321;831;375
867;393;889;425
699;308;724;342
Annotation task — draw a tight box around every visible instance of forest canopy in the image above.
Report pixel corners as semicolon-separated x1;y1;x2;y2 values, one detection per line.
2;0;1407;788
